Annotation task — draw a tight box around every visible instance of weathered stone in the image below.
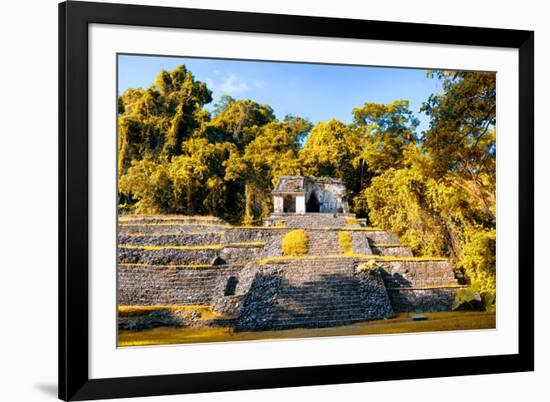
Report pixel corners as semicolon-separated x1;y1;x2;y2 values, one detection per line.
118;213;463;330
452;290;485;311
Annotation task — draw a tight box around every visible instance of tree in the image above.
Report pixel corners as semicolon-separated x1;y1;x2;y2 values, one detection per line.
117;65;212;175
351;100;419;182
421;71;496;220
200;99;276;148
300;119;360;182
119;159;172;214
225;118;311;224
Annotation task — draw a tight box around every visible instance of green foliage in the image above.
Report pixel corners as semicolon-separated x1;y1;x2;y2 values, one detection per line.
282;229;309;256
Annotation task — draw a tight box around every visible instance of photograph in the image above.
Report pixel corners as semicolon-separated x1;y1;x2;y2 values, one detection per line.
116;54;497;347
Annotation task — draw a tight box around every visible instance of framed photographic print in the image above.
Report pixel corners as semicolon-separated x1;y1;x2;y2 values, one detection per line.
59;1;534;400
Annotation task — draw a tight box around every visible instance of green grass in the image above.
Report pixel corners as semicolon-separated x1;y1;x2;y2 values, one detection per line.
118;311;496;347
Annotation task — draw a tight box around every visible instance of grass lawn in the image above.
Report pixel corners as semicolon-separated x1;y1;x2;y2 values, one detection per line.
118;311;496;347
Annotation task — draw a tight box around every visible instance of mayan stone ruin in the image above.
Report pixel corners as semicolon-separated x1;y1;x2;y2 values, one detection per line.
118;176;465;331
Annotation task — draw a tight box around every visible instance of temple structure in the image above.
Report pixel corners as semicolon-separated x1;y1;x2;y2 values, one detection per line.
272;176;350;214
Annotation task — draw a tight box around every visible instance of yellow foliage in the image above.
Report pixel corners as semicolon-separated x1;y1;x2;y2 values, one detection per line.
281;229;309;256
345;217;359;225
118;244;223;251
258;254;447;265
457;227;496;306
119;263;214;269
338;231;353;254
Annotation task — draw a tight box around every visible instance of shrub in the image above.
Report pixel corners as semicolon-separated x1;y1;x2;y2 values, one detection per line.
452;287;484;311
275;222;285;227
338;231;353;254
357;259;381;275
282;229;309;256
456;227;496;307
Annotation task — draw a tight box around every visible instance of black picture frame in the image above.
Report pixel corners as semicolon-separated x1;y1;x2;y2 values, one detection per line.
59;1;534;400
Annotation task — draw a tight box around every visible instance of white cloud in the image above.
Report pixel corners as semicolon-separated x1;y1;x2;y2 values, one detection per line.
252;80;265;88
204;78;215;89
220;73;248;94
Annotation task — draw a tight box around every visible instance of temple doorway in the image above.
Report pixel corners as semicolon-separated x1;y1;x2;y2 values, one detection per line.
306;192;320;212
283;195;296;213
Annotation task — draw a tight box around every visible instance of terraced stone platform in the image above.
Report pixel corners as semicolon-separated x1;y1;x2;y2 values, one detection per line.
117;214;466;331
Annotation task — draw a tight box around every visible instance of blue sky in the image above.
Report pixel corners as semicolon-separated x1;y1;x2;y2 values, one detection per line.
118;54;443;134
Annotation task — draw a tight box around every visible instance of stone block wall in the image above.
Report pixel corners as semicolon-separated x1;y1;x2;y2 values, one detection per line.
222;228;288;244
118;264;256;307
387;288;459;312
371;244;413;257
350;231;373;254
378;260;463;312
119;232;223;247
380;260;458;288
364;230;400;244
219;245;264;265
118;247;219;265
118;265;221;305
118;223;227;235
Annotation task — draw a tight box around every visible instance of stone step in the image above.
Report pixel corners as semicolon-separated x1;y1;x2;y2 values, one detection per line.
280;276;358;283
274;300;364;309
118;224;228;235
118;215;225;225
272;308;365;316
268;317;366;329
118;232;223;247
118;247;220;265
277;287;361;295
274;298;363;313
278;267;355;274
271;315;366;323
276;297;363;304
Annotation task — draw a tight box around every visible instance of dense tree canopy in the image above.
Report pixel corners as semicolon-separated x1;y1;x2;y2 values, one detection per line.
118;65;496;305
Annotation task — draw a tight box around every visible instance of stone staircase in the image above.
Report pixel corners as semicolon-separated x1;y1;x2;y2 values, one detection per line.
306;231;344;256
237;258;394;331
264;213;358;228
